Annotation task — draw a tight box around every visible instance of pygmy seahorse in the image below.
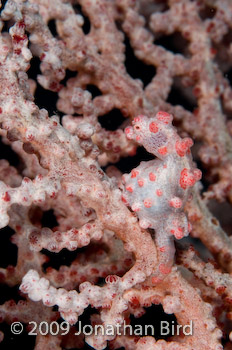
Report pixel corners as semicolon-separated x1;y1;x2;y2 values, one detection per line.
122;111;201;282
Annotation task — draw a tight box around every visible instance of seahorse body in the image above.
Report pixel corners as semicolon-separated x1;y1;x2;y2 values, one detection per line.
122;112;201;281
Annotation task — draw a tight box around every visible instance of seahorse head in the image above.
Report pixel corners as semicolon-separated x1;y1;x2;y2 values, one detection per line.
125;111;177;159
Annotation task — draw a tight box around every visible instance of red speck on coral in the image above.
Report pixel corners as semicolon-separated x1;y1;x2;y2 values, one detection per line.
12;34;26;43
105;275;119;283
2;192;11;202
14;49;21;55
124;258;132;266
49;81;62;92
40;53;45;60
18;20;25;28
130;296;140;306
216;286;226;294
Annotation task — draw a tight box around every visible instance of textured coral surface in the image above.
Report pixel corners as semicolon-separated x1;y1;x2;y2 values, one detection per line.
0;0;232;349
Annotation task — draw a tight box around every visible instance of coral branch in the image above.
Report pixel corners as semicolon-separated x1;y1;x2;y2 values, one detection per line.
0;0;231;349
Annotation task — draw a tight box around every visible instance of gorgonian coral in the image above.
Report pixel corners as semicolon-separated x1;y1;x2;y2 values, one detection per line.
0;1;232;350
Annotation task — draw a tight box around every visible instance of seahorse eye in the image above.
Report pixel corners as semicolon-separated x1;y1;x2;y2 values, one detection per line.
135;125;140;130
